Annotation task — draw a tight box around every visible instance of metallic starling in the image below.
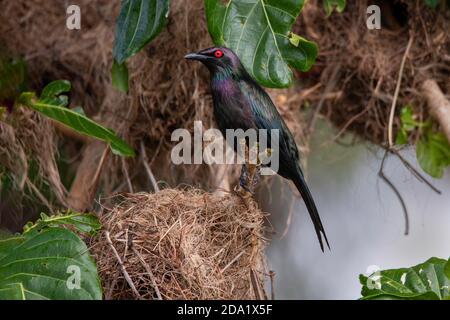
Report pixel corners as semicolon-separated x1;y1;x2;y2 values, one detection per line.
185;47;329;251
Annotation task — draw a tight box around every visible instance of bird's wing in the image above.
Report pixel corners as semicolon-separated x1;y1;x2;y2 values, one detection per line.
238;80;301;170
239;79;329;251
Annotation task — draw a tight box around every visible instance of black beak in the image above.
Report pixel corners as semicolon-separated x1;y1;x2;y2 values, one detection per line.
184;52;207;61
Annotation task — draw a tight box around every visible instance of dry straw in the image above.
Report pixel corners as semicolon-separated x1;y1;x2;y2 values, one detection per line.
91;188;268;300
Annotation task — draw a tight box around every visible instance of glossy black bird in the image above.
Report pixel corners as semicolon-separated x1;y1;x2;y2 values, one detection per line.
185;47;329;251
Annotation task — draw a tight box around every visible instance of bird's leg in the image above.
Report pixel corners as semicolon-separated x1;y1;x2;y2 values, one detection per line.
238;163;253;194
236;143;261;196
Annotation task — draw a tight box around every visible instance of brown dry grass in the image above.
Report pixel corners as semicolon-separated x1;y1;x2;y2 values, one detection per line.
297;0;450;146
90;188;268;300
0;0;308;203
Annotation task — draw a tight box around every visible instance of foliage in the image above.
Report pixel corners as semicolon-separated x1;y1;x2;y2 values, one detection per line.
323;0;346;16
0;53;26;112
112;0;170;92
396;105;450;178
205;0;317;88
23;211;100;236
360;257;450;300
0;212;102;300
17;80;135;157
423;0;441;9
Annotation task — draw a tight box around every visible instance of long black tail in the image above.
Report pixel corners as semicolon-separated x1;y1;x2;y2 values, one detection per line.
292;171;330;252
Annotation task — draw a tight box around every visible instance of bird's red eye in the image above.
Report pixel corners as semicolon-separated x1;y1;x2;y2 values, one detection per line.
214;50;223;58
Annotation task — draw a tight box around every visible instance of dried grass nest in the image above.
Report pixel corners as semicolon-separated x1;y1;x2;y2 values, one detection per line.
0;0;307;194
297;0;450;145
90;188;269;300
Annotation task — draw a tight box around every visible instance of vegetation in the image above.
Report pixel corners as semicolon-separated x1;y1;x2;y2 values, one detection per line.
0;212;101;300
360;257;450;300
0;0;448;300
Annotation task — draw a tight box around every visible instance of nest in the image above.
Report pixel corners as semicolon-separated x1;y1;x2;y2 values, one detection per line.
297;0;450;145
90;188;268;300
0;107;65;231
0;0;309;187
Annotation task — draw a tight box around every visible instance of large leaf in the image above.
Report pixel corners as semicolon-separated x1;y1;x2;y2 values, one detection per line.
205;0;317;88
0;228;101;300
360;257;450;300
112;0;169;92
0;212;102;300
18;80;135;157
23;211;101;237
445;260;450;281
416;131;450;178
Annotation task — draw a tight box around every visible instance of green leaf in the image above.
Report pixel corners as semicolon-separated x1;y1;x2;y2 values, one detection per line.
360;257;450;300
416;131;450;178
111;60;129;93
112;0;169;65
0;283;26;300
323;0;346;16
395;129;408;145
18;80;135;157
423;0;440;9
23;211;101;237
205;0;318;88
399;105;420;131
0;227;102;300
445;260;450;281
40;80;71;100
395;105;424;146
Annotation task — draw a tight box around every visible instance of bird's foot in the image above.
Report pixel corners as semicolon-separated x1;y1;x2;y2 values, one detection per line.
236;163;261;196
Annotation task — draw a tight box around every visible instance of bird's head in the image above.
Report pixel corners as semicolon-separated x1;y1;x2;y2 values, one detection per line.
184;47;243;75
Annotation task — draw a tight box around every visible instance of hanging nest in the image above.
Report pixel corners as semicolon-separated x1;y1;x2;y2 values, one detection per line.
296;0;450;145
0;0;307;213
90;188;268;300
0;106;66;231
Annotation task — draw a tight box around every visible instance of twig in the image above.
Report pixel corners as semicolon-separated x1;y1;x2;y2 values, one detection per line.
131;246;162;300
280;195;295;239
68;142;109;211
121;157;134;193
104;231;142;299
140;141;160;192
388;35;414;147
390;149;441;194
269;270;275;300
26;178;52;210
221;250;245;273
307;64;341;137
378;150;409;235
250;269;263;300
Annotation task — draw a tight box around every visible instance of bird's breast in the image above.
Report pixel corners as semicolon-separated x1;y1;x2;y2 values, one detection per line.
210;79;254;133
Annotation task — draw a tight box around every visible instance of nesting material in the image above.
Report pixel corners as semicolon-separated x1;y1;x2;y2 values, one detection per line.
297;0;450;145
91;188;268;300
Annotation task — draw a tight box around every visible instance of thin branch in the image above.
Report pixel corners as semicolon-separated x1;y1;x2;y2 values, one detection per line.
378;150;409;235
26;178;52;210
280;195;295;239
250;269;263;300
269;270;275;300
140;141;160;192
307;64;341;137
105;231;142;299
390;148;441;194
131;246;162;300
388;35;414;147
121;157;134;193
